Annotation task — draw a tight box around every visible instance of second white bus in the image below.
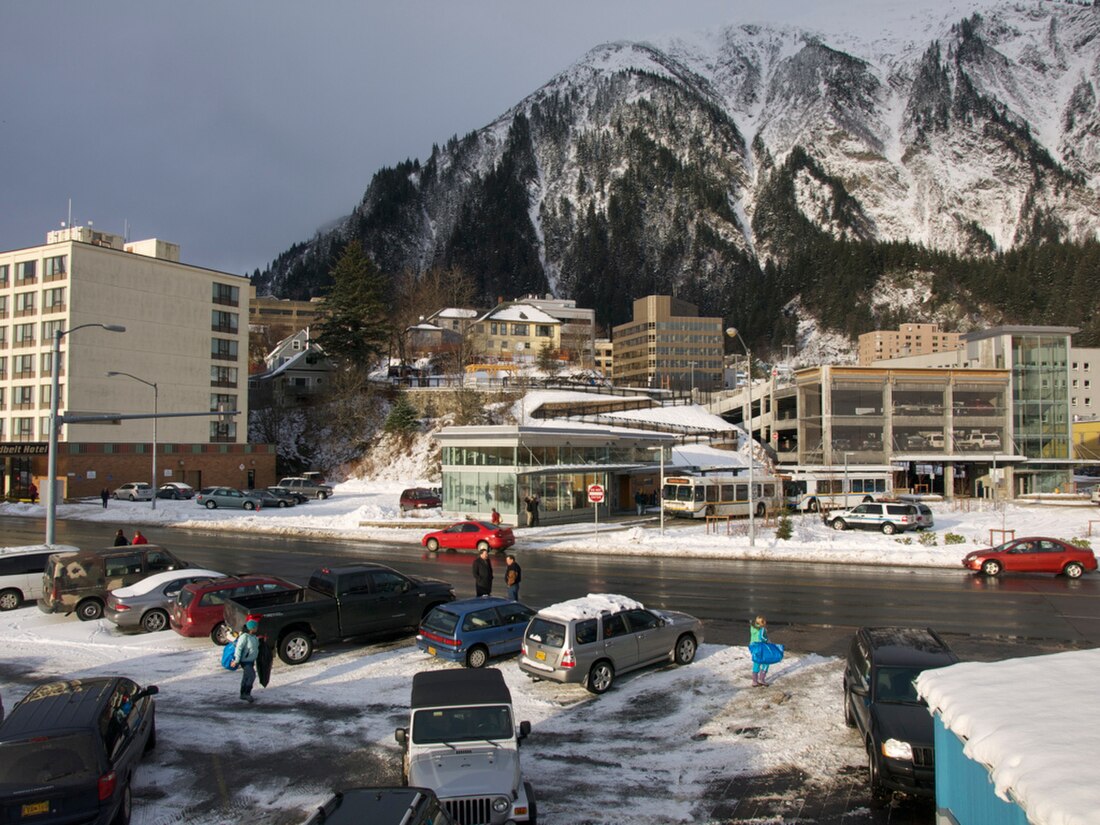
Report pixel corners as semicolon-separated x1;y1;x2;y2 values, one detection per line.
782;466;894;512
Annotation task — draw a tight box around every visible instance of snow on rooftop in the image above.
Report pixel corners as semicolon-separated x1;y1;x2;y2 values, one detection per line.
538;593;644;620
487;304;559;324
916;648;1100;825
603;404;736;432
672;443;748;471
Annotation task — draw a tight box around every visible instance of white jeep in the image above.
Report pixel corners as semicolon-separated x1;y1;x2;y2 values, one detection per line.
395;669;536;825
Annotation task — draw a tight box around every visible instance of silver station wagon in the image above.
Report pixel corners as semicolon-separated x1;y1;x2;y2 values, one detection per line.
518;593;703;694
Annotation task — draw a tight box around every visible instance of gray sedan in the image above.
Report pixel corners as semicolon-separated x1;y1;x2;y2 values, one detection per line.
195;486;263;510
105;568;225;632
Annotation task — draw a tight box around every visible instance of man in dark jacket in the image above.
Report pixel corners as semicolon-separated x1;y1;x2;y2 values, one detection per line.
472;547;493;597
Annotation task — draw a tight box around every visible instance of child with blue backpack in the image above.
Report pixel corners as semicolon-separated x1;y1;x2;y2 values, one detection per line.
749;614;773;686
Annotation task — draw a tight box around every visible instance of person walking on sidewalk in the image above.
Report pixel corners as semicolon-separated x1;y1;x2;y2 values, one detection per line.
232;619;260;703
113;529;129;547
505;553;522;601
472;547;493;597
101;488;110;508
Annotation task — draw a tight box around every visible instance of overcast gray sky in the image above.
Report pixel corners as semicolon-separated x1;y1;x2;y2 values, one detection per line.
1;0;989;278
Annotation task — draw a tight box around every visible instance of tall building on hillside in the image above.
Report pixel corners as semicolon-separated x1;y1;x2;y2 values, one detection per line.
1070;347;1098;422
0;226;272;499
858;323;962;365
612;296;723;391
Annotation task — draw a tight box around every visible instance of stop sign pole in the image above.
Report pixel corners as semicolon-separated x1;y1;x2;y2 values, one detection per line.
588;483;605;546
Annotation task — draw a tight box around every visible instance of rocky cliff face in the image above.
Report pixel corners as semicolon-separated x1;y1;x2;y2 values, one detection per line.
257;3;1100;352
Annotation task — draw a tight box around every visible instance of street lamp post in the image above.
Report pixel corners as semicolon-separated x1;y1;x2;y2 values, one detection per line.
649;444;666;536
47;323;126;546
107;371;158;511
726;328;755;546
844;451;854;507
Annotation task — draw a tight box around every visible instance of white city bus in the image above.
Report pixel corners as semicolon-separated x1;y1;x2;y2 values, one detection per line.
661;475;782;519
781;466;894;512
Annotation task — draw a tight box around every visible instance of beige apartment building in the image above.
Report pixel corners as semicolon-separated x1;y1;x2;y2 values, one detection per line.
0;226;273;499
857;323;962;365
611;295;723;391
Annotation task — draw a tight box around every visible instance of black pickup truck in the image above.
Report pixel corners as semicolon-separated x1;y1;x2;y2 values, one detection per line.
223;564;455;665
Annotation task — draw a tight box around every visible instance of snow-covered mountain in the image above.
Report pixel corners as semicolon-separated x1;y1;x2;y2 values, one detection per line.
256;2;1100;353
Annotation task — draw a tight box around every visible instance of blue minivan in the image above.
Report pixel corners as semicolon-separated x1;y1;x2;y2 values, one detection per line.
417;597;534;668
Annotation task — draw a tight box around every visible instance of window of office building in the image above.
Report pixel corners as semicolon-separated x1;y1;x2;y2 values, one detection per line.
14;292;34;316
211;338;238;360
41;320;63;342
43;287;65;312
13;324;35;346
44;255;66;277
1012;335;1070;464
40;385;53;408
0;265;8;286
14;261;36;283
210;393;235;413
13;417;33;438
13;386;33;409
210;421;237;442
0;296;7;318
14;355;33;377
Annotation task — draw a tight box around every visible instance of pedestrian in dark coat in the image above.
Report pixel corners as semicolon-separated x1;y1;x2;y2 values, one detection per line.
113;529;128;547
634;490;645;516
530;494;540;527
28;483;37;504
472;547;493;597
232;619;260;703
505;554;522;601
101;488;110;508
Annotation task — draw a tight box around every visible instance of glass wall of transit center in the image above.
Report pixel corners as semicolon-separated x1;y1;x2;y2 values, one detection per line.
1012;334;1071;491
441;443;668;519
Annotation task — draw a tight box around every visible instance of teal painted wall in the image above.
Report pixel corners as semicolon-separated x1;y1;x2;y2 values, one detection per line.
934;715;1028;825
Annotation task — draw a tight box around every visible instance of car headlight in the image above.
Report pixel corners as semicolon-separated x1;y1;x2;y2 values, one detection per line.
881;738;913;760
492;796;510;813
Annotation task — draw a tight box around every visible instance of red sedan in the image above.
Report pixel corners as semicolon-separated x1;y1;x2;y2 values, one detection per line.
422;521;515;553
963;537;1098;578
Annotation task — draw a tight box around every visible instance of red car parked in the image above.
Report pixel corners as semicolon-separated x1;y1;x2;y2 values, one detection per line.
422;521;515;553
169;574;299;644
963;537;1098;578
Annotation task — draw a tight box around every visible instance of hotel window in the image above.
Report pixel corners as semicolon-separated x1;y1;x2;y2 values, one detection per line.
0;327;6;348
40;352;53;377
212;282;239;306
211;310;239;334
211;365;238;387
14;355;33;378
15;261;36;283
210;421;237;442
0;264;7;286
43;287;66;312
211;338;238;360
13;386;33;410
13;323;35;346
13;417;33;439
41;320;62;342
14;292;34;316
44;255;66;277
0;296;7;318
0;357;7;379
210;393;235;413
40;384;53;408
0;387;5;409
39;416;50;437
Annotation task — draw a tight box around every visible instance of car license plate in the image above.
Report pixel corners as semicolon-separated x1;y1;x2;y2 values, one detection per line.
427;646;436;656
535;650;546;661
22;801;49;817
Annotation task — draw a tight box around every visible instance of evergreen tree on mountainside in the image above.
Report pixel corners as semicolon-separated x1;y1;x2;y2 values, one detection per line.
444;113;547;302
313;240;392;366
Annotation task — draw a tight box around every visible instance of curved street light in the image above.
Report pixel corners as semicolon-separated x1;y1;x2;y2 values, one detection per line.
726;327;755;546
107;371;158;512
47;323;126;545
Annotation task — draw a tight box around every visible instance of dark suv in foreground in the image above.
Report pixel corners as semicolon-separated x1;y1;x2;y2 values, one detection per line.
842;627;958;800
0;676;158;825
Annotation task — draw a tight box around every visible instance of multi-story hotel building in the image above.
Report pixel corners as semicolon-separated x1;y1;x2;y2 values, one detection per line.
0;226;273;499
611;295;723;391
857;323;962;365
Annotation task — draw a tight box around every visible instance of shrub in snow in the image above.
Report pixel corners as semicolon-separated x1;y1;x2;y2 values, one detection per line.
1071;537;1092;550
943;533;966;545
776;513;792;541
894;536;913;545
918;531;938;547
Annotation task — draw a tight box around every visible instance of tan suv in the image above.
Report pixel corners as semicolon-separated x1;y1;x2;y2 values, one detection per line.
39;545;188;621
278;476;334;499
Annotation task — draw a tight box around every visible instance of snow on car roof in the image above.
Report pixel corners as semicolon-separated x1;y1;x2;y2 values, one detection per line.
111;568;225;597
539;593;644;620
0;543;78;557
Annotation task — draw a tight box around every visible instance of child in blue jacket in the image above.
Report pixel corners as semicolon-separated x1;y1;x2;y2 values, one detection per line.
750;615;769;686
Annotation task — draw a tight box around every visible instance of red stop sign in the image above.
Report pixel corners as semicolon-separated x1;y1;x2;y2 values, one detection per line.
587;484;605;503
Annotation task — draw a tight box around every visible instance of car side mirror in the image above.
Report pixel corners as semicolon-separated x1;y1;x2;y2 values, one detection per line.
518;720;531;742
395;728;407;745
135;686;159;699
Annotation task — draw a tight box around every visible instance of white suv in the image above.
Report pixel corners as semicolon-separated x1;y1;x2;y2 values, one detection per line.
394;669;535;825
824;502;919;534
